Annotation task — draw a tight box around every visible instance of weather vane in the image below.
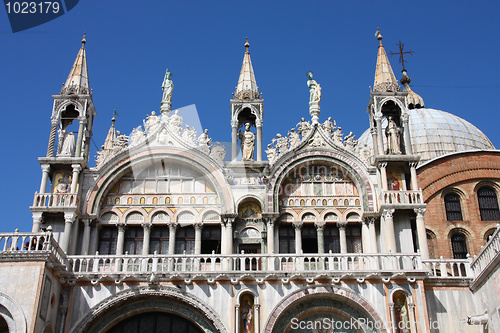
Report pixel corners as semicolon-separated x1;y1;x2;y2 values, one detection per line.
390;41;414;71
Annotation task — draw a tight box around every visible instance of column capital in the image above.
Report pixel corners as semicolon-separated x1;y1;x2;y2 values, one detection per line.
378;161;388;169
401;113;409;123
389;302;394;311
231;119;239;128
414;207;426;217
194;221;203;231
64;212;76;223
409;161;419;169
370;127;377;135
382;208;395;219
117;222;126;232
71;164;83;173
141;222;152;231
82;219;91;227
77;116;87;124
254;304;261;310
292;221;303;230
364;217;376;225
337;221;347;230
255;119;263;127
41;164;51;173
374;116;383;123
314;221;325;230
169;222;179;230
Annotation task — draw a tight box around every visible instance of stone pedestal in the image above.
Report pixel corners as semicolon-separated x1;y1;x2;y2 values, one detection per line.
309;103;320;124
160;102;172;116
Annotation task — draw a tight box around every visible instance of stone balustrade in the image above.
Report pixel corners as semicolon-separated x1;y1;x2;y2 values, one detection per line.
470;224;500;289
32;192;79;208
422;258;473;279
379;190;423;205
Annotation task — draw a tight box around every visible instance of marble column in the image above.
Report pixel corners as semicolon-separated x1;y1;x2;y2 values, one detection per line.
409;161;419;191
142;223;152;255
46;119;58;157
338;221;348;253
402;114;413;155
231;120;238;161
235;305;240;333
266;218;275;254
81;219;92;255
221;222;227;254
226;218;234;254
379;162;388;191
60;213;76;253
383;209;396;253
315;221;325;254
70;164;82;193
361;220;370;253
375;116;385;155
256;119;263;162
368;218;378;253
414;208;429;259
194;222;203;255
292;221;303;254
370;127;379;156
75;116;86;158
168;222;178;255
116;223;126;255
32;213;43;232
255;303;261;333
39;164;50;193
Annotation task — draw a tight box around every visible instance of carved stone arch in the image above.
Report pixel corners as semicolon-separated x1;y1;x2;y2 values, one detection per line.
279;211;297;222
299;210;319;222
0;291;27;333
69;286;228;333
201;210;221;222
345;210;362;221
150;209;172;223
54;99;85;120
86;149;234;217
375;96;406;118
232;103;261;123
236;194;264;210
175;209;198;223
389;286;411;300
267;152;375;213
98;210;121;224
321;210;340;222
263;284;389;333
124;210;146;224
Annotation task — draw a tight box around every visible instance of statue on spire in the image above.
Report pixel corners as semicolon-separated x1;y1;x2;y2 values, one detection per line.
307;71;321;104
161;69;173;115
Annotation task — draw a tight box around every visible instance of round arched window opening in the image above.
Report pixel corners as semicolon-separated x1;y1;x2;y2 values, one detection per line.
451;233;468;259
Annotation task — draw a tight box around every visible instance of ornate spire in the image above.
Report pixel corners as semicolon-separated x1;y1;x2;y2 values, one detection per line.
103;112;117;150
401;70;425;109
234;37;259;99
373;28;400;92
61;33;90;95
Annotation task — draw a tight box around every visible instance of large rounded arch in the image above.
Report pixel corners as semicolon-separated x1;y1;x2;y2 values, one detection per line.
267;150;375;213
69;286;227;333
0;291;27;333
264;284;389;333
86;147;235;217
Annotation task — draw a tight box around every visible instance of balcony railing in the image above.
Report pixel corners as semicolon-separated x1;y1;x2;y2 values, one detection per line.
422;258;473;279
32;192;79;208
470;224;500;288
379;190;423;205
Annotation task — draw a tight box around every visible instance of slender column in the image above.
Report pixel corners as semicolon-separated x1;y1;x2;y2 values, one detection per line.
39;164;51;193
383;209;396;253
370;127;379;156
75;117;86;158
60;213;76;253
168;222;178;255
266;218;275;254
414;208;429;259
235;305;240;333
408;302;417;333
389;303;396;333
361;220;370;253
194;222;203;255
315;221;325;254
70;164;82;193
379;162;388;191
409;162;419;191
338;221;347;253
116;223;126;255
375;116;385;155
368;218;378;253
255;303;261;333
231;120;238;161
81;219;91;255
89;223;100;255
226;218;234;254
47;119;59;157
221;222;227;254
32;213;43;232
256;120;263;162
142;223;152;255
402;114;413;155
292;221;303;254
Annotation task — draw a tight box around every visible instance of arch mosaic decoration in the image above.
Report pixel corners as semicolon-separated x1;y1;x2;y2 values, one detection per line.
0;291;27;333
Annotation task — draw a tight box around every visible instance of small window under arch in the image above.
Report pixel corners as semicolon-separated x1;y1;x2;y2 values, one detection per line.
477;187;500;221
451;233;468;259
444;193;463;221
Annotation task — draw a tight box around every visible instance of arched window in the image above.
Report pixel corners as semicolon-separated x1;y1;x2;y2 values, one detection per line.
98;226;118;255
444;193;463;221
451;233;468;259
477;187;500;221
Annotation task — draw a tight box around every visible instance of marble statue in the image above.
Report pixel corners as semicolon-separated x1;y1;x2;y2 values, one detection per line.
129;126;146;146
169;110;183;136
288;128;301;148
182;125;197;145
344;132;357;151
144;111;159;135
210;142;226;163
265;144;277;164
274;133;289;155
59;132;76;156
333;127;343;145
307;71;321;103
238;123;255;161
197;129;212;154
322;117;336;138
297;118;311;139
114;131;129;149
162;69;173;103
95;145;107;167
385;116;402;154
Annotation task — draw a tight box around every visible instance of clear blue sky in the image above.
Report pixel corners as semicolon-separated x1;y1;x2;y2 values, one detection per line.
1;1;499;232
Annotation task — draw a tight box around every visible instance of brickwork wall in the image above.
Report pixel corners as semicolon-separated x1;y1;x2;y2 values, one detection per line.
417;151;500;259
